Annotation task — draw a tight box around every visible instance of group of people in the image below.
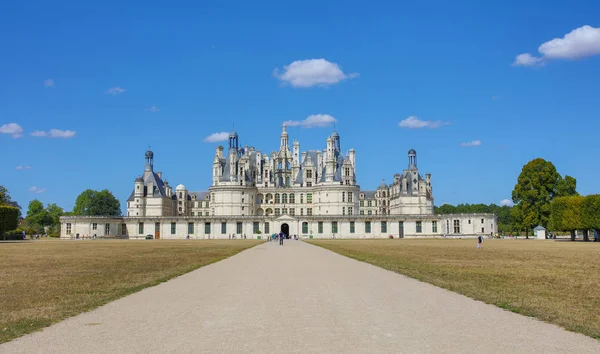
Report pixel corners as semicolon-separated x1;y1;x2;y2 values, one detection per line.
268;232;299;245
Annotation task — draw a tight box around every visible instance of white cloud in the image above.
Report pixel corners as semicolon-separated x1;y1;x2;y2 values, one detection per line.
500;199;514;207
31;130;48;137
513;53;544;67
398;116;449;129
44;79;55;87
274;58;358;88
203;132;230;143
513;25;600;66
460;140;482;147
49;129;76;138
0;123;24;138
145;105;160;112
28;186;47;194
16;165;32;170
31;129;76;138
106;87;126;95
284;114;337;128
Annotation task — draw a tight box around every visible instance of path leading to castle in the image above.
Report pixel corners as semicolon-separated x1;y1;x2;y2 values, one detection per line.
3;241;600;353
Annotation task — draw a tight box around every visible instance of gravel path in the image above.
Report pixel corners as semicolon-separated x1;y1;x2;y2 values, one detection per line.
2;240;599;353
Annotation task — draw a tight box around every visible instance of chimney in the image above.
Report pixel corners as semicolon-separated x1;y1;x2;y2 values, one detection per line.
217;146;224;159
156;172;162;179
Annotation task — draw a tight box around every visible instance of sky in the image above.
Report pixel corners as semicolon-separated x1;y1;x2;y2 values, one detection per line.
1;0;600;213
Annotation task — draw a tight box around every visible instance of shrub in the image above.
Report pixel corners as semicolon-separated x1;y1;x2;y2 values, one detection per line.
0;206;19;239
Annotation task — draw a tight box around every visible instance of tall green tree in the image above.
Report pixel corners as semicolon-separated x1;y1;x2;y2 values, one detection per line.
0;185;21;216
511;158;576;237
550;196;583;241
581;194;600;242
73;189;121;216
45;203;65;237
25;199;52;233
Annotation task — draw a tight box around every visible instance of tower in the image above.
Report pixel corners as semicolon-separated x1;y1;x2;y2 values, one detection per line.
408;149;417;169
145;149;154;172
229;131;239;151
280;123;288;149
331;130;340;154
134;176;144;198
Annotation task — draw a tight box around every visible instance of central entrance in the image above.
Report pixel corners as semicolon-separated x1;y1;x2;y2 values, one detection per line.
280;223;289;239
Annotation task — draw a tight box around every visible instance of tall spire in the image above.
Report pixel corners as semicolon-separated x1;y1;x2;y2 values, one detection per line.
280;122;288;149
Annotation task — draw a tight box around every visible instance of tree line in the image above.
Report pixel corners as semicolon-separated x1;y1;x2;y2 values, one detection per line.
0;186;121;240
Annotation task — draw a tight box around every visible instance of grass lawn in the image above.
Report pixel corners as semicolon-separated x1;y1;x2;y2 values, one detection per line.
309;239;600;339
0;239;260;343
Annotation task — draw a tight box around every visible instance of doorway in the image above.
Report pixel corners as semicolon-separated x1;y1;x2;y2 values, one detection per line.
281;223;289;239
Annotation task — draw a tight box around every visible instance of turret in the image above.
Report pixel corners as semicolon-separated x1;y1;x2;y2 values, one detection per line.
280;123;288;149
145;149;154;172
134;176;144;197
408;149;417;169
229;131;238;152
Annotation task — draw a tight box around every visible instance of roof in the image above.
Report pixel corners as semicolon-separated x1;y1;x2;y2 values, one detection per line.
533;225;546;231
190;191;210;200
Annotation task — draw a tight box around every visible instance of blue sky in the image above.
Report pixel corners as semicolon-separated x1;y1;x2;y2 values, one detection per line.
1;0;600;213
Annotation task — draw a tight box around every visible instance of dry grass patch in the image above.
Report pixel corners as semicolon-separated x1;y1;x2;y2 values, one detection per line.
309;239;600;339
0;240;260;343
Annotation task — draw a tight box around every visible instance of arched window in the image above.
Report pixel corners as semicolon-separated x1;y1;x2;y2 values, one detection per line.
289;193;295;204
275;193;281;204
282;193;288;204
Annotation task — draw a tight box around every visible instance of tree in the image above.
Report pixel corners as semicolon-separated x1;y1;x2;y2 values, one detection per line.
0;185;21;216
581;195;600;242
73;189;121;216
25;199;52;233
550;196;583;241
45;203;65;237
511;158;575;238
0;205;19;239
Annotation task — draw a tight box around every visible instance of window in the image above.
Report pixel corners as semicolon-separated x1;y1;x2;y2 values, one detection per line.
275;208;281;216
104;223;110;235
300;194;304;204
453;220;460;233
345;167;350;176
367;201;372;207
342;207;345;215
138;222;144;235
399;221;404;231
302;222;308;234
253;222;259;233
365;221;371;233
307;208;312;216
306;170;312;179
66;223;72;234
307;193;312;203
350;221;355;233
360;210;364;215
265;222;270;234
282;193;288;204
318;222;323;233
342;192;345;202
221;222;227;234
481;219;484;223
290;193;295;204
482;227;485;233
204;222;211;234
121;223;127;235
360;201;364;207
191;212;195;216
237;222;243;234
416;221;422;233
275;194;281;203
206;212;209;216
381;221;387;233
348;193;353;202
92;223;98;230
332;221;338;234
468;219;471;224
171;222;176;234
368;210;372;215
348;207;353;215
432;221;438;233
282;208;288;215
300;208;304;216
186;222;193;234
290;208;295;216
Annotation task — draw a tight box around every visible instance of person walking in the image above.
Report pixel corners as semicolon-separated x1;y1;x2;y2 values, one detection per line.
477;235;483;249
279;232;284;245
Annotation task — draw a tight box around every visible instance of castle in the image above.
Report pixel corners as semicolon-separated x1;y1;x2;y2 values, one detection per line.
61;124;496;239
